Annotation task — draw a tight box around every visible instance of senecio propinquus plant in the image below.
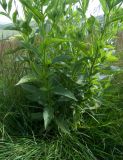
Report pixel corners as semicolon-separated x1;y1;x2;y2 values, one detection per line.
0;0;123;134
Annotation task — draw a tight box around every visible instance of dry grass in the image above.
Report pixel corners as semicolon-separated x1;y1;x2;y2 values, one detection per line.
116;31;123;65
117;32;123;51
0;38;19;56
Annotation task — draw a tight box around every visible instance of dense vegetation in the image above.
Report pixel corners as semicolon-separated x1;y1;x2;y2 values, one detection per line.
0;0;123;159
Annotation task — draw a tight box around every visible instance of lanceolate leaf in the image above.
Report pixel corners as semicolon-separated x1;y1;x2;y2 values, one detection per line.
16;75;38;85
20;21;32;34
43;107;54;129
113;0;123;6
1;0;7;10
12;10;18;23
45;38;70;45
53;86;77;101
65;0;78;4
82;0;89;15
8;0;12;14
19;0;44;21
21;84;40;93
106;0;123;9
0;11;8;17
99;0;109;14
110;9;123;23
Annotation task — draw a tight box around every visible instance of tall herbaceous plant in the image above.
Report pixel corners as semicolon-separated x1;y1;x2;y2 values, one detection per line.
0;0;123;134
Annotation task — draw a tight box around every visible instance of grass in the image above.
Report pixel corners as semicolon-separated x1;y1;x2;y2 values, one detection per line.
0;136;97;160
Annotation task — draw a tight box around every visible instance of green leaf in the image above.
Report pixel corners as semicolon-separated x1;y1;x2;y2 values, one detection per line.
106;52;118;62
87;16;96;32
19;0;44;21
106;0;123;9
8;0;12;14
0;11;8;17
45;38;70;45
113;0;123;6
1;0;7;10
99;0;109;14
16;75;38;85
41;0;49;6
82;0;89;15
45;0;59;13
21;21;32;34
43;107;54;130
26;93;45;106
21;84;40;93
65;0;78;4
12;10;18;23
110;9;123;22
53;86;77;101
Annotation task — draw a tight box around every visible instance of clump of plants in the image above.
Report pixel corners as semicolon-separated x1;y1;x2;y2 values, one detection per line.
0;0;123;159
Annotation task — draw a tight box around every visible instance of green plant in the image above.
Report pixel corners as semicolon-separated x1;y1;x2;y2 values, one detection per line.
0;0;123;135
